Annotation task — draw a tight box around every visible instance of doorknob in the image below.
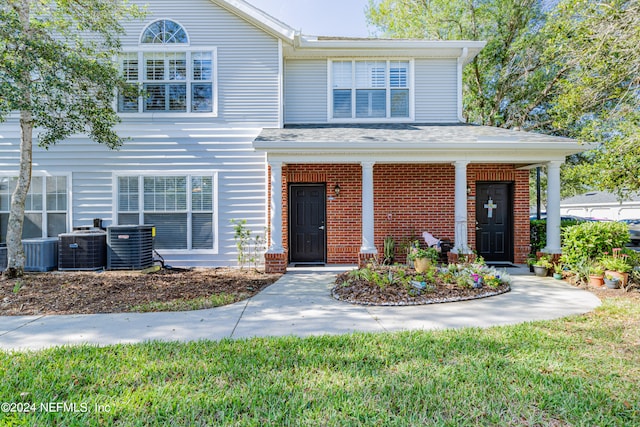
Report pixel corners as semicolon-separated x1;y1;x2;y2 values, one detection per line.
475;227;482;231
318;225;325;230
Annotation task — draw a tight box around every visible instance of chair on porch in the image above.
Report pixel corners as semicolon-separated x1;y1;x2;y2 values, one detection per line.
421;231;453;264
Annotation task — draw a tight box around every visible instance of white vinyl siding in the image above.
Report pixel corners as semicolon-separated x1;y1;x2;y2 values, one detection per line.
414;59;458;122
0;0;279;266
284;59;327;123
118;0;281;126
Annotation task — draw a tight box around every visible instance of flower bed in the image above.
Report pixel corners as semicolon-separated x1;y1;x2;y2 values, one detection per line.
332;262;511;306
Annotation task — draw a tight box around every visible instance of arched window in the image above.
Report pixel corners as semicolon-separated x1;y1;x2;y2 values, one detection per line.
140;19;188;44
118;20;215;114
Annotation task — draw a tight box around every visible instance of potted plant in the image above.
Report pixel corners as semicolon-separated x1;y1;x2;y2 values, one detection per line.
533;255;553;277
409;247;439;273
588;264;605;287
553;263;563;280
599;249;631;286
604;273;621;289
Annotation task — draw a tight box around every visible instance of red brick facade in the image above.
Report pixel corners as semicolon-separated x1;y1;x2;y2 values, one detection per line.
267;163;530;270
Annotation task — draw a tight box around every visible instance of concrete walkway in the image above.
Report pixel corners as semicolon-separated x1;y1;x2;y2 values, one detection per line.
0;266;601;351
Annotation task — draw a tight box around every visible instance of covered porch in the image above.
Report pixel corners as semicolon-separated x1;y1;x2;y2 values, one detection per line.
253;124;588;273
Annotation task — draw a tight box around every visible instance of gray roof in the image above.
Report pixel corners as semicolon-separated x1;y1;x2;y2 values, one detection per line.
256;123;577;144
562;191;640;205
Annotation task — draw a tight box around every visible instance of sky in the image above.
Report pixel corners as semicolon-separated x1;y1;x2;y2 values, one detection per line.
247;0;373;37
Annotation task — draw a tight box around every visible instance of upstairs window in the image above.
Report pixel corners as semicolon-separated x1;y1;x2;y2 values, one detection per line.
331;60;411;120
118;20;216;114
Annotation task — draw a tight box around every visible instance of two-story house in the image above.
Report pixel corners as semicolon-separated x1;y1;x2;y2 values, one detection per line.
0;0;586;273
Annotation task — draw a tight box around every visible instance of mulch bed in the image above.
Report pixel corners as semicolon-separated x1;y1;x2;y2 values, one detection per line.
0;268;281;316
332;271;510;306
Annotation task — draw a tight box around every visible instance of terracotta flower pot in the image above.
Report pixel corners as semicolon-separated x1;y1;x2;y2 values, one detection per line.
589;274;604;288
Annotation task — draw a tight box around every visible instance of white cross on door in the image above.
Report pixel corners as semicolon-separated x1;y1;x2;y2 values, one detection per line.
484;198;497;218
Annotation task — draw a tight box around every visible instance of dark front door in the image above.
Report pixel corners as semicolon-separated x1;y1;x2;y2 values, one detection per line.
289;184;326;263
476;182;513;262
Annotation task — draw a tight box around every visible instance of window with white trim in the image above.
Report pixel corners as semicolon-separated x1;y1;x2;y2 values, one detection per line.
331;60;411;119
0;176;68;241
118;19;215;114
117;174;215;250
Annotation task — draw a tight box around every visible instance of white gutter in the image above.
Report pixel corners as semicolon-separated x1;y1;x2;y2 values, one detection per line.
296;36;485;51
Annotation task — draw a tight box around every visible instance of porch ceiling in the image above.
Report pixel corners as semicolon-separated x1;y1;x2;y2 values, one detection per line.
253;123;593;165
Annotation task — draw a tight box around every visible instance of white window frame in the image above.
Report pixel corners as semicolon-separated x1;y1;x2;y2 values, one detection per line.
117;18;218;117
0;172;72;240
113;171;219;254
327;58;415;122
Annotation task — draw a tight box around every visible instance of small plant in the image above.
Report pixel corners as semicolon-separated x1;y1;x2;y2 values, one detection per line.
250;229;267;271
383;236;395;265
483;273;502;288
599;249;632;273
534;255;553;269
231;219;252;269
553;263;563;274
408;246;439;263
589;263;604;276
12;279;23;294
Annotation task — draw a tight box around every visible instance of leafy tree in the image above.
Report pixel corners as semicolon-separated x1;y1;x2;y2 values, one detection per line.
0;0;143;277
366;0;640;198
367;0;556;129
547;0;640;197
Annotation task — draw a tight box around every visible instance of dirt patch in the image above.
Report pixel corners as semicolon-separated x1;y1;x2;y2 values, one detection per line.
0;268;281;316
580;284;640;301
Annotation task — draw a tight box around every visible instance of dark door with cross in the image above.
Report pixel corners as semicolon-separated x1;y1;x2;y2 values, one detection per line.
289;184;326;264
475;182;513;262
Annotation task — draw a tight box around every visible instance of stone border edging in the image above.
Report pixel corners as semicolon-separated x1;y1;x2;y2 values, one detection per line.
331;285;511;306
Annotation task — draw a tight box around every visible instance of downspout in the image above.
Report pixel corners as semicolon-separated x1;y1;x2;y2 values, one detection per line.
456;47;469;123
278;38;284;128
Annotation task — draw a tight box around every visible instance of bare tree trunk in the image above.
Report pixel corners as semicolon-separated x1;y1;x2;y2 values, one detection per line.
5;1;32;279
5;111;33;278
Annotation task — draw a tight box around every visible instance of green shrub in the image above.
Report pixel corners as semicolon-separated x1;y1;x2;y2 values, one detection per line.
530;219;581;253
561;221;630;268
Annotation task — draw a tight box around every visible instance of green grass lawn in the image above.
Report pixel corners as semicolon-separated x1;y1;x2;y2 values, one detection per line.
1;296;638;426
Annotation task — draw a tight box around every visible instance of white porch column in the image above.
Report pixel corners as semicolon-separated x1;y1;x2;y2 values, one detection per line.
453;160;471;254
360;161;377;253
545;160;563;254
267;160;284;253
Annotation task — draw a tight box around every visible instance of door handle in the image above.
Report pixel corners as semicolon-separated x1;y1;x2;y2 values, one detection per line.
475;227;482;231
318;225;325;230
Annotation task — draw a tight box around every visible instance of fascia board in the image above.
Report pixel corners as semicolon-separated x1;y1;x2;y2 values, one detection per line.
210;0;296;42
289;37;485;61
254;141;590;164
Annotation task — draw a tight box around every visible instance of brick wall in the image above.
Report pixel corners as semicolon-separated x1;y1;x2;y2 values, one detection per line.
468;165;530;263
374;164;456;263
266;163;530;268
284;164;362;264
